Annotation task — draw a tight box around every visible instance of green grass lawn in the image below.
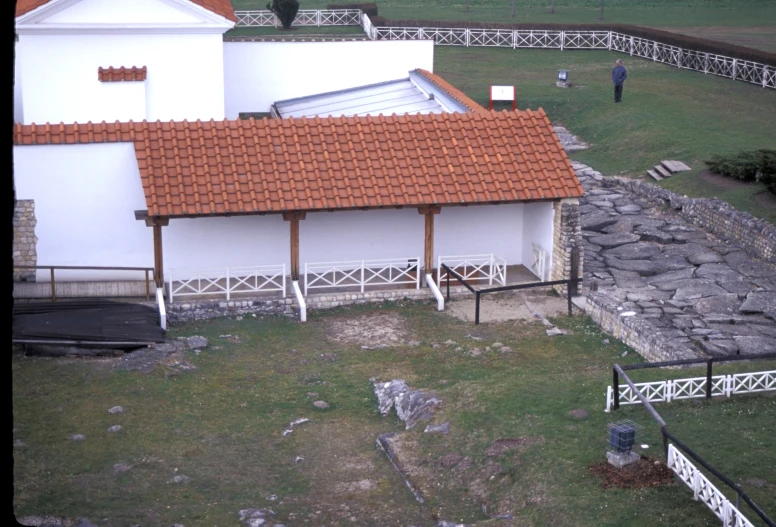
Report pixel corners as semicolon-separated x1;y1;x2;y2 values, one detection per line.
12;302;776;526
432;46;776;224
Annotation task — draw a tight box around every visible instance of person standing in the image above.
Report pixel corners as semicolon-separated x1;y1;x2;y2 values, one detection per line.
612;59;627;103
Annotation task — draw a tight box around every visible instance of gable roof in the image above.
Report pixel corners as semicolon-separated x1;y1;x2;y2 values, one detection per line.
15;0;237;22
13;110;583;218
415;69;487;114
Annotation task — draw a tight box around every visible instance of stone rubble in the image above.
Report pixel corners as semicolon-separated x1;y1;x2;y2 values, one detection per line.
574;162;776;359
371;379;441;429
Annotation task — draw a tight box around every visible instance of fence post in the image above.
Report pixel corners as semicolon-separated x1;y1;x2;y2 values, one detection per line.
475;291;481;324
662;428;668;459
361;260;365;293
692;468;701;500
613;367;620;410
706;359;713;399
465;28;470;47
666;380;673;402
605;385;612;412
317;9;321;26
512;30;517;49
169;269;174;303
560;30;564;50
226;267;230;301
652;41;657;61
704;53;709;74
732;59;737;80
446;270;450;301
607;31;612;50
629;36;634;56
145;269;150;300
764;65;769;88
50;268;56;301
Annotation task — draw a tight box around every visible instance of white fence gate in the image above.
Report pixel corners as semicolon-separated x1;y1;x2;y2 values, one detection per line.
168;265;286;302
304;257;421;295
235;9;361;28
667;444;756;527
605;370;776;412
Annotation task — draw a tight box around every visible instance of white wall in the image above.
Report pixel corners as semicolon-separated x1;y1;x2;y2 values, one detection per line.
18;32;225;124
521;201;555;280
164;214;289;272
223;40;435;118
13;143;153;281
44;0;204;24
14;42;23;123
436;204;524;264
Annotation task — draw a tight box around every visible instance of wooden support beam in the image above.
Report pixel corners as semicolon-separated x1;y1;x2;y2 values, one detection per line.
418;206;441;273
145;217;169;288
283;211;306;280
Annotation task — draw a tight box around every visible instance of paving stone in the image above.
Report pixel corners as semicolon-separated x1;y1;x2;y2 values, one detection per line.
582;213;618;232
604;257;659;276
671;230;712;243
735;336;776;355
703;314;774;326
610;269;648;289
642;307;664;316
698;340;735;357
646;268;696;286
655;278;717;292
602;242;661;260
662;243;714;258
739;291;776;314
718;280;758;298
663;224;698;233
662;306;686;315
636;229;674;244
692;294;742;316
695;264;744;282
672;316;695;329
673;283;729;301
616;204;643;214
588;232;641;248
705;324;770;337
589;200;615;208
651;254;695;273
601;220;635;234
686;251;725;265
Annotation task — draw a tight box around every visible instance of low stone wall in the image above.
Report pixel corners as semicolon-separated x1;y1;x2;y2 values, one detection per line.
13;200;37;282
585;292;701;362
166;285;473;323
598;177;776;264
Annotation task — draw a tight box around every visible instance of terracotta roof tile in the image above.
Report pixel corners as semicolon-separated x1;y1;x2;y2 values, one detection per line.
415;69;487;114
16;0;236;21
14;110;583;217
98;66;147;82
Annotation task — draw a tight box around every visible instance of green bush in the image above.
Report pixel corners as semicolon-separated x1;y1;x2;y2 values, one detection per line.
267;0;300;29
705;149;776;193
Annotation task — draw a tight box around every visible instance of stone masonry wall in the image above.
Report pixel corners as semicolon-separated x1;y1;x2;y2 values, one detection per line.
598;177;776;264
550;198;583;295
13;200;37;282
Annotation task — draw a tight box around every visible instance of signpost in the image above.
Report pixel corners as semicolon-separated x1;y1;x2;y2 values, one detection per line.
489;85;516;110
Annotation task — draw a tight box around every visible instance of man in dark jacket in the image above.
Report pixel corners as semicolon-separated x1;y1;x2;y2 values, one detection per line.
612;59;627;103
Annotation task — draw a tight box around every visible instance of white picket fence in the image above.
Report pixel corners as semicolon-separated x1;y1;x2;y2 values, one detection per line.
235;9;361;28
437;254;507;287
168;265;286;302
304;257;421;294
605;370;776;412
667;444;756;527
369;26;776;89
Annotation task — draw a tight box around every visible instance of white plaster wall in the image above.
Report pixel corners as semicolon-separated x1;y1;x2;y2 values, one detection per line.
521;201;555;280
164;215;289;272
436;204;524;264
223;40;435;118
13;143;153;281
19;32;225;124
14;42;23;123
43;0;204;24
300;209;424;264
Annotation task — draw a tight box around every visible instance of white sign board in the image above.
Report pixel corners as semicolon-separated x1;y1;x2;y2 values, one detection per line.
490;85;515;101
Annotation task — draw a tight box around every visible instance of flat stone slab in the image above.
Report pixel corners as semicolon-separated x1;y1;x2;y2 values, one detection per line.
582;213;618;232
588;232;641;248
646;268;696;286
602;220;635;234
719;281;758;297
636;229;674;244
604;257;660;276
735;336;776;355
673;283;730;301
651;254;694;273
611;269;648;289
695;263;744;282
616;204;643;214
687;251;725;265
655;278;717;292
602;242;661;260
739;292;776;314
662;242;714;258
692;294;742;316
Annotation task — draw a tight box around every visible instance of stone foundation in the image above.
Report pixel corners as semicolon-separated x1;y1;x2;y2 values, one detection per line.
13;199;37;282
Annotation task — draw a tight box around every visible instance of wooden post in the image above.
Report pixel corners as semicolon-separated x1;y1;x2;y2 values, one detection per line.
145;216;169;288
283;211;306;281
418;206;441;274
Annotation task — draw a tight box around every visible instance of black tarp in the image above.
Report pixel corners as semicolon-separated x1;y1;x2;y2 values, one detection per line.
13;299;165;344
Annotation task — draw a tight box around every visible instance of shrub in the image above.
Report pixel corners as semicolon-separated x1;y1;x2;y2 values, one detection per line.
267;0;300;29
705;149;776;193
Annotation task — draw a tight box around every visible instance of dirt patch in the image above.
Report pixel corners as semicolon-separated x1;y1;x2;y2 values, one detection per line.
755;190;776;210
326;312;410;347
588;457;677;489
445;291;569;323
486;437;541;457
698;169;753;190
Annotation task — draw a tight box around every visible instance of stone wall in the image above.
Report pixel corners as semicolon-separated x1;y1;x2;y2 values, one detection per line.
166;285;473;323
13;200;37;282
598;177;776;264
585;292;701;362
550;198;583;295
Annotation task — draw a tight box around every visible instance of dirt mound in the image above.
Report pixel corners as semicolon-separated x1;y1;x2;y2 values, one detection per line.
589;457;676;489
327;312;410;347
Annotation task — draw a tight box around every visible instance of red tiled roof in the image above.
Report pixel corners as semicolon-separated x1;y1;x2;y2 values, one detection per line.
16;0;236;22
13;110;583;218
415;69;487;114
98;66;147;82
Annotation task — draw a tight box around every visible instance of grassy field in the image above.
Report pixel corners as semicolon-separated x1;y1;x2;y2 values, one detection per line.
232;0;776;51
432;46;776;224
12;301;776;526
